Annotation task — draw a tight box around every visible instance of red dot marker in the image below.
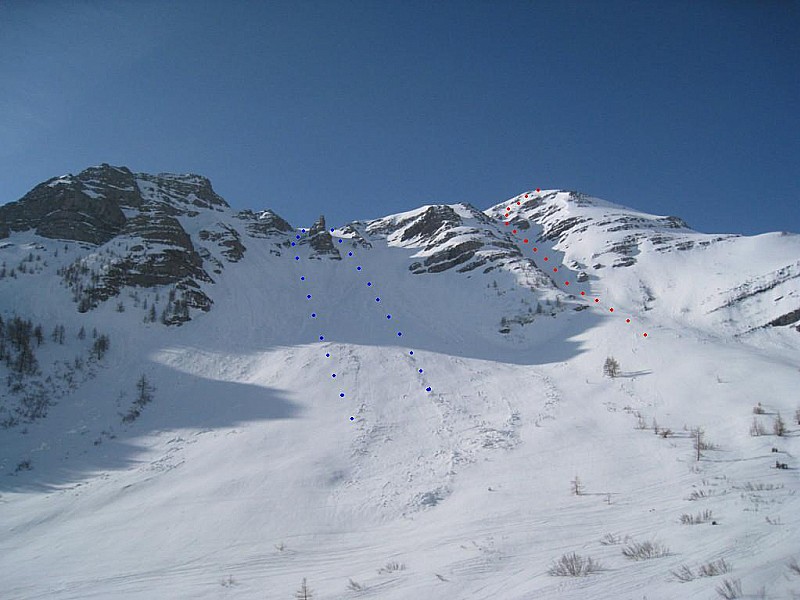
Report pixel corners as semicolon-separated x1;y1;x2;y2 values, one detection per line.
536;188;541;192
553;267;558;272
523;238;528;243
580;291;586;296
533;247;538;252
565;281;570;285
594;298;600;303
525;194;529;198
643;333;648;337
513;229;517;233
517;201;521;205
626;318;631;323
505;222;509;226
609;308;614;312
544;257;549;261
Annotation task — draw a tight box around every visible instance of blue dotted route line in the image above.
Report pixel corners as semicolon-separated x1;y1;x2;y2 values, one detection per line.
291;227;432;422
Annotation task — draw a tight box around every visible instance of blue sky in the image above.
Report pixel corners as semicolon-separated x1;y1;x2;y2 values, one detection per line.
1;0;797;235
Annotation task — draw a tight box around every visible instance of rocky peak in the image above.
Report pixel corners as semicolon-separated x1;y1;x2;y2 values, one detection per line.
0;167;129;244
135;171;229;212
0;165;235;245
300;215;341;259
399;205;462;243
235;209;293;238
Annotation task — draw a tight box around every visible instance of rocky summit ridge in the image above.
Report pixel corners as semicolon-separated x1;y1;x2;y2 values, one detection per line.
1;164;799;335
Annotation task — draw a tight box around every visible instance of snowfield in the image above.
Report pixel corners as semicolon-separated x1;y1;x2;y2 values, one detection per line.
1;186;799;599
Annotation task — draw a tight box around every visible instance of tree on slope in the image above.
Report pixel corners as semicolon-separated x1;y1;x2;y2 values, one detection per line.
294;578;313;600
603;356;620;378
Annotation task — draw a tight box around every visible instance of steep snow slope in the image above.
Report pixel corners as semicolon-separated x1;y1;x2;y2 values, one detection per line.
1;179;799;599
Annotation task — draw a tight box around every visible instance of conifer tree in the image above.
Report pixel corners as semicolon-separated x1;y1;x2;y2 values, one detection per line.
294;578;313;600
603;356;620;378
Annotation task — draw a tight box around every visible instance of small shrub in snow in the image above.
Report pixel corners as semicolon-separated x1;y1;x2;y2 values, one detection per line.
635;412;647;429
715;577;743;599
671;564;696;582
680;509;713;524
346;578;364;591
788;557;800;577
736;482;781;492
599;533;622;545
621;540;670;560
749;418;767;436
686;488;715;501
377;561;405;574
795;407;800;425
547;552;603;576
570;475;584;496
673;559;732;582
220;575;236;587
15;459;32;472
753;403;765;415
698;559;732;577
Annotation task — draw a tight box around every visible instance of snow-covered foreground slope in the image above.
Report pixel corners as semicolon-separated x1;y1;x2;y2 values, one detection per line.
1;181;799;599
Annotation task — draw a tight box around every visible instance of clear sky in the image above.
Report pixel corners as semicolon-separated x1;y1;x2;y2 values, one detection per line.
1;0;797;235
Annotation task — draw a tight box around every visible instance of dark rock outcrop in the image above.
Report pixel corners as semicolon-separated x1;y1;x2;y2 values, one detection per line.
0;173;128;244
136;171;229;212
768;308;800;327
301;215;341;259
199;224;246;262
0;164;231;245
236;209;293;238
417;239;484;273
400;206;462;242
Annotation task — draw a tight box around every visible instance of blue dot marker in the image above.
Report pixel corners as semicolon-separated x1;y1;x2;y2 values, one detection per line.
397;332;402;336
367;282;372;287
357;266;362;271
338;239;343;244
387;314;391;319
307;294;312;299
295;256;300;261
332;373;336;378
319;335;324;341
300;276;305;281
330;227;334;232
296;234;300;240
340;392;345;397
350;416;354;421
348;251;353;256
419;368;423;373
409;351;414;355
311;313;317;318
376;297;380;302
426;387;432;392
291;242;296;246
325;353;330;357
301;229;306;233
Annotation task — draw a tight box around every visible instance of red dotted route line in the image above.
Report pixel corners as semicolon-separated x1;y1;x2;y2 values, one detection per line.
503;190;648;338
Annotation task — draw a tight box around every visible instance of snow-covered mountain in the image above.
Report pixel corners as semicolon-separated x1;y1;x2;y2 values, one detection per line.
1;165;798;599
